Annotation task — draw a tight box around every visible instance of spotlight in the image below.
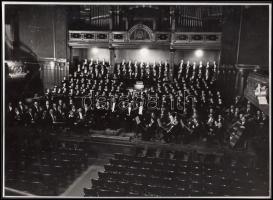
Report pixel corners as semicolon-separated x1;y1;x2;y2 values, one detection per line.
195;49;204;58
92;47;98;54
50;61;55;69
140;47;148;54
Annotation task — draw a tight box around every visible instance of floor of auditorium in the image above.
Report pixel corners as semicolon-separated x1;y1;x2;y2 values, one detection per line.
55;128;259;196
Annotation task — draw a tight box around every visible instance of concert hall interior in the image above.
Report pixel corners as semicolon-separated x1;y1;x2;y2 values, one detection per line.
3;2;271;198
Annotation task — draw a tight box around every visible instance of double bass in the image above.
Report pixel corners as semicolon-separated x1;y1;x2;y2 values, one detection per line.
157;113;179;138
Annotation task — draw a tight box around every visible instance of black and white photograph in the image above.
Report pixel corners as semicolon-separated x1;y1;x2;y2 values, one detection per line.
2;1;271;198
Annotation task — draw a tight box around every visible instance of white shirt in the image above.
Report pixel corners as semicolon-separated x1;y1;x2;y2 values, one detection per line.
51;114;55;122
111;102;116;112
128;107;132;116
139;106;143;115
79;112;83;119
29;112;33;120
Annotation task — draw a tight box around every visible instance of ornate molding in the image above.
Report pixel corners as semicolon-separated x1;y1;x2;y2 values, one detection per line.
155;32;170;42
173;32;221;44
111;32;127;42
68;30;221;49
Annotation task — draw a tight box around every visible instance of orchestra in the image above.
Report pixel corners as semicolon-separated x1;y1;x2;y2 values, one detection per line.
6;59;269;147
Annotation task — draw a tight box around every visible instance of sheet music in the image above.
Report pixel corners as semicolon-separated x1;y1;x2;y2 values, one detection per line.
257;96;268;105
135;116;141;124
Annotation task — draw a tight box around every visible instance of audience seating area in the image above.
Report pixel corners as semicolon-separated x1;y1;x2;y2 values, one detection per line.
84;150;269;197
5;132;89;196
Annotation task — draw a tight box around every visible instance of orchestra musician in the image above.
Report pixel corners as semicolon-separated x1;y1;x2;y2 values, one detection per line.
187;112;202;142
75;108;85;127
215;114;225;144
25;107;35;126
158;111;179;143
124;102;135;132
206;113;216;142
7;102;14;126
139;112;157;141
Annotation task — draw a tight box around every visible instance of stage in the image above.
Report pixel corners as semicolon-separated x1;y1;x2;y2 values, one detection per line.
56;128;258;167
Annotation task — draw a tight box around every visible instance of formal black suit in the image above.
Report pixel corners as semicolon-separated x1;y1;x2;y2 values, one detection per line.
24;111;35;125
7;107;15;126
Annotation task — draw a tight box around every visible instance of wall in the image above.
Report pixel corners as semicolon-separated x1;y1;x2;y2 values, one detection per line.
55;6;68;59
115;49;219;65
72;48;170;64
174;50;220;65
220;6;241;66
114;48;170;63
87;48;110;61
72;48;87;61
16;5;54;60
71;48;110;63
71;48;220;66
6;5;68;61
238;6;269;69
220;6;269;70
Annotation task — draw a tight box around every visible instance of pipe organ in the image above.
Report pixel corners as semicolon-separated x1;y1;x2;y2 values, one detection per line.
69;5;223;32
175;6;222;32
78;5;111;30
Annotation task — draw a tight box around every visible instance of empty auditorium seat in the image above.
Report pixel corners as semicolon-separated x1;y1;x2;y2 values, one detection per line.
84;187;97;196
83;150;268;197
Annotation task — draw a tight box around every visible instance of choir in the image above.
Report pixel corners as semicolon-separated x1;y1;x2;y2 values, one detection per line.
6;58;268;146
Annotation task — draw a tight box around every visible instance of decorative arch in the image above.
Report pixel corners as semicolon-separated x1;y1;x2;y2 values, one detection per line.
128;24;154;42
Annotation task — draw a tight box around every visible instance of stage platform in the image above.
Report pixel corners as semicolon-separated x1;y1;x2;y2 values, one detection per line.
58;128;257;164
5;126;258;166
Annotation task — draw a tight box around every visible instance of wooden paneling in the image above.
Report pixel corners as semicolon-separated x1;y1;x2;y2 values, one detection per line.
40;61;69;91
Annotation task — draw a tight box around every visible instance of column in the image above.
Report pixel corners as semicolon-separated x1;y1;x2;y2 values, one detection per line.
109;47;115;74
238;69;245;96
234;69;240;91
69;46;73;74
169;6;176;82
169;48;175;82
125;18;129;31
109;7;113;31
170;6;176;32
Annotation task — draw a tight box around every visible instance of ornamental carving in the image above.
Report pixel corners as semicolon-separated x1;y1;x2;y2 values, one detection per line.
128;24;154;41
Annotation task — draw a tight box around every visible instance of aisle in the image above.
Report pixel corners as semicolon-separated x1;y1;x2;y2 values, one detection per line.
61;155;112;197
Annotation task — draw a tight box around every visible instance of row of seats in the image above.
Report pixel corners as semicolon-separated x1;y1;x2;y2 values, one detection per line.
107;158;264;180
84;151;269;197
5;137;89;196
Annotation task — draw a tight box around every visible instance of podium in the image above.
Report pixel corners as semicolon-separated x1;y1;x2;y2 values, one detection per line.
134;81;144;90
